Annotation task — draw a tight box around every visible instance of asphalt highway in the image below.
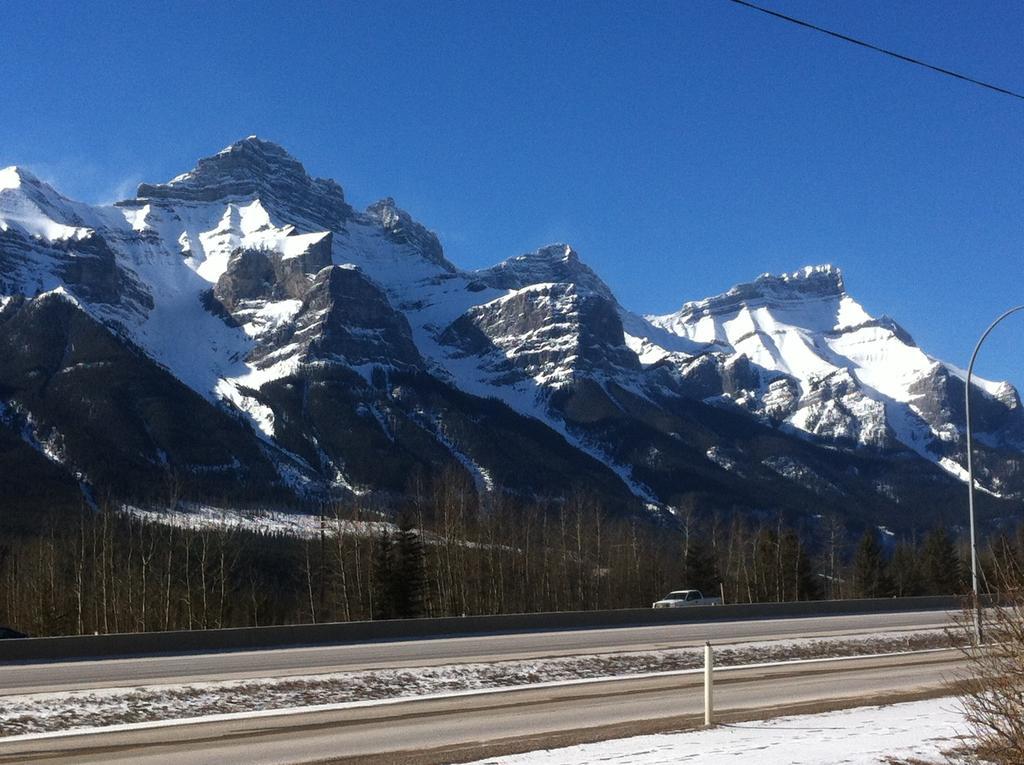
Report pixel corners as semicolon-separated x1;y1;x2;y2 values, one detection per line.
0;648;965;765
0;609;953;696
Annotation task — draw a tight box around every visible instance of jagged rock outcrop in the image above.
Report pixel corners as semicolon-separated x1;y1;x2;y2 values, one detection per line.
441;282;638;387
365;198;453;272
0;228;152;313
295;265;423;368
666;265;847;330
476;244;615;301
213;232;333;313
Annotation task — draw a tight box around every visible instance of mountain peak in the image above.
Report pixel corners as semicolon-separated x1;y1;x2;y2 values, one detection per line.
534;243;578;264
132;137;353;230
209;135;294;164
364;197;455;271
476;243;615;300
0;165;35;191
139;136;313;197
674;263;845;320
0;165;96;240
752;264;845;296
0;166;63;200
364;196;404;224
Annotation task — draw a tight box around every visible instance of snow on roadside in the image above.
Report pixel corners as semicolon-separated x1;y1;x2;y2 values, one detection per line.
0;631;956;738
468;697;966;765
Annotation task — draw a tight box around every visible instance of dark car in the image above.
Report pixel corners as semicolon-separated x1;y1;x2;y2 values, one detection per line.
0;627;26;639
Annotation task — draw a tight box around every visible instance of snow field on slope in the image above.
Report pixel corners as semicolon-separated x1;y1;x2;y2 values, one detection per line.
122;505;397;539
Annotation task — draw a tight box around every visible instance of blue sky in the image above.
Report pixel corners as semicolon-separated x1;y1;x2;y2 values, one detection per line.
2;0;1022;386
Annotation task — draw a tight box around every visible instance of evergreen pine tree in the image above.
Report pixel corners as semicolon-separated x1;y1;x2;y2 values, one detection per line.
372;529;395;620
683;533;719;596
852;530;891;598
889;541;924;597
394;514;426;619
920;527;964;595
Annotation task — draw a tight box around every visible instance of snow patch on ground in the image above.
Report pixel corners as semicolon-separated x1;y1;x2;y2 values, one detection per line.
122;505;396;540
237;298;303;339
761;455;841;496
938;457;1003;498
705;447;738;473
427;416;495;493
215;379;276;438
469;696;964;764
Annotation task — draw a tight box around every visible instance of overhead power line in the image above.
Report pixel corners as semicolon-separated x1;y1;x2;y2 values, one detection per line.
727;0;1024;101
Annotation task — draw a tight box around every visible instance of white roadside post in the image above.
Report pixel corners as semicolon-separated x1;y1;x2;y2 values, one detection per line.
704;641;714;726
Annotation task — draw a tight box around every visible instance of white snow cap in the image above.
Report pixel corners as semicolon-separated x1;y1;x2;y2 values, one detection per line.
0;166;29;190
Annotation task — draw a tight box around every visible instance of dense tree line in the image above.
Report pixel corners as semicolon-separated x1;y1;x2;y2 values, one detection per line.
0;479;1009;637
849;526;973;599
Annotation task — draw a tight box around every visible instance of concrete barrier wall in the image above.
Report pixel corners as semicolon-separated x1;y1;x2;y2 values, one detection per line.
0;595;960;663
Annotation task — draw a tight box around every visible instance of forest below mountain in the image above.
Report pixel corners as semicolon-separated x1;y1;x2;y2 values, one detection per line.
0;474;1012;638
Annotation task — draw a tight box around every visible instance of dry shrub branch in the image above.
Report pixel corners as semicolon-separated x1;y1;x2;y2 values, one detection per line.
955;553;1024;765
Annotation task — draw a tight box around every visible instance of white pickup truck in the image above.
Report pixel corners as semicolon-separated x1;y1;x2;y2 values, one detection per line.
651;589;722;608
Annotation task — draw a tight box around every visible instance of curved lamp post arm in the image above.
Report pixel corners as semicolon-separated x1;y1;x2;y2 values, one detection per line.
965;304;1024;645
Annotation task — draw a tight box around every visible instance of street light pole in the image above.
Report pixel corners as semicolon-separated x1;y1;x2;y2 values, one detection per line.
965;305;1024;645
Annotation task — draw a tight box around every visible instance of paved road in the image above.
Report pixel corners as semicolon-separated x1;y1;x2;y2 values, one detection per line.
0;610;952;696
0;649;965;764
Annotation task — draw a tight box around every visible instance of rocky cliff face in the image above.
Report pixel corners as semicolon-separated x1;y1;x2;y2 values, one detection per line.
441;282;638;388
1;138;1021;530
0;290;288;503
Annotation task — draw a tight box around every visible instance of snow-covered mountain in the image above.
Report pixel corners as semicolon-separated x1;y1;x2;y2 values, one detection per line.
1;138;1021;529
635;266;1024;488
